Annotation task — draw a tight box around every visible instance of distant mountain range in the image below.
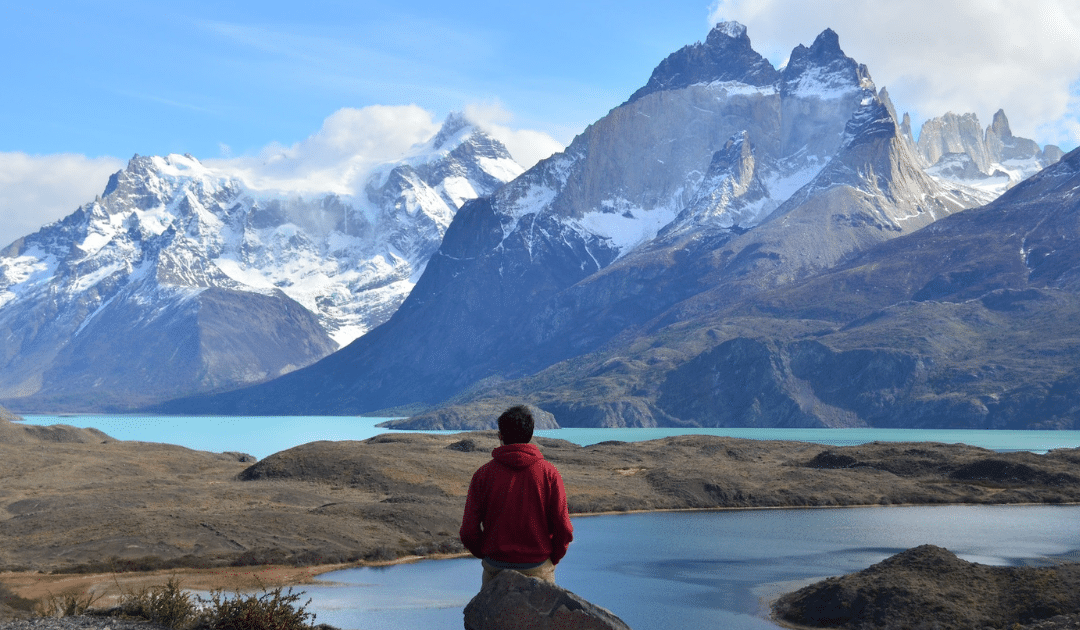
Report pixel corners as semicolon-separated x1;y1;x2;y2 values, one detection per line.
2;23;1074;429
0;115;521;411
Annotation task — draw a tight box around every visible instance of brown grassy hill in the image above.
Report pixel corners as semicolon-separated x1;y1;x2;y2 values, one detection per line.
0;418;110;444
3;427;1079;575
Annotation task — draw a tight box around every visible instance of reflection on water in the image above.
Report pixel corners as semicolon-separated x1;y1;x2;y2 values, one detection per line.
301;504;1080;630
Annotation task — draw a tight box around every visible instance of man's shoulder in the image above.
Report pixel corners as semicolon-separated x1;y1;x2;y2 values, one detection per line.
536;456;564;477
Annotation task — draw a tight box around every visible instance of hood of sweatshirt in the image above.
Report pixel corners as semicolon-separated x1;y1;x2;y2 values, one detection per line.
491;443;544;470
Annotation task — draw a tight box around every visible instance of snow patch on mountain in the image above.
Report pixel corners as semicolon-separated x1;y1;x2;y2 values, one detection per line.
785;65;864;99
578;202;682;253
698;80;778;98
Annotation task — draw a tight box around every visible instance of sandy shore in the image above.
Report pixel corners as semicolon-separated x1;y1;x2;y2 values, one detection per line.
0;552;475;608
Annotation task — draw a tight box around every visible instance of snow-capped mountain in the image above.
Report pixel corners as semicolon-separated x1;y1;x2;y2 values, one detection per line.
0;114;522;411
164;22;1002;419
909;109;1062;200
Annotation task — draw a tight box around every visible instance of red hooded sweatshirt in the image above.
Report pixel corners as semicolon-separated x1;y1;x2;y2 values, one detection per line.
460;443;574;565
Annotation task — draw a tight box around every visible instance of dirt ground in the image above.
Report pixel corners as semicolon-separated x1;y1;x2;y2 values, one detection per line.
0;553;473;609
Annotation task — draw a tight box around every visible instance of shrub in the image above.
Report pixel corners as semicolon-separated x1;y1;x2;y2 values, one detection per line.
117;577;198;629
31;577;317;630
197;587;316;630
34;590;103;618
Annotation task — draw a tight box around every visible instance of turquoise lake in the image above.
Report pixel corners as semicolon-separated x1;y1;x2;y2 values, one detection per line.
17;414;1080;457
17;415;1080;629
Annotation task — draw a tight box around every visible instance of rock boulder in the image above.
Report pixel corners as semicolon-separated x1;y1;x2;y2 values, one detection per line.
463;569;632;630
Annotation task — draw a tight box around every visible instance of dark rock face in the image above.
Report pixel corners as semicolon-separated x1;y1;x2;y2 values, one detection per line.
8;283;336;412
463;569;633;630
627;21;779;103
773;545;1080;630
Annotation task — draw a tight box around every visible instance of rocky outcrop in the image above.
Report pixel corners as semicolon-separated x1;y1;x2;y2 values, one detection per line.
464;569;632;630
773;545;1080;630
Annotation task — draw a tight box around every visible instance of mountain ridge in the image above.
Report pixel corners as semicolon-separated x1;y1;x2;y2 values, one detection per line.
154;21;1072;426
1;22;1071;424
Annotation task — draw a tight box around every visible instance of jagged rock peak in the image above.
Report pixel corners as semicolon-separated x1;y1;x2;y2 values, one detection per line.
841;98;897;148
781;28;874;97
989;109;1013;139
430;111;474;150
419;112;516;166
626;20;780;104
917;112;989;172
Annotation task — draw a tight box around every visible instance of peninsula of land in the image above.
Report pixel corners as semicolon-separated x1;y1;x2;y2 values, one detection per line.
2;418;1078;579
773;545;1080;630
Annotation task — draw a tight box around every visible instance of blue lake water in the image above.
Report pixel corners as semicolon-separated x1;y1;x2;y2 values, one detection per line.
16;415;1080;629
300;505;1080;630
17;414;1080;458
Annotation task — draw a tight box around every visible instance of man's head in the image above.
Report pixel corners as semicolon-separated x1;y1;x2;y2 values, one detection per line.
497;405;534;444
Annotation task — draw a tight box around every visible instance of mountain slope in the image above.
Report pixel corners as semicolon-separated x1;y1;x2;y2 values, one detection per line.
0;116;521;412
160;23;996;419
587;146;1080;429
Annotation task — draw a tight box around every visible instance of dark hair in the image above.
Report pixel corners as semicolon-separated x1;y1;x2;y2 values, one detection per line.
497;405;534;444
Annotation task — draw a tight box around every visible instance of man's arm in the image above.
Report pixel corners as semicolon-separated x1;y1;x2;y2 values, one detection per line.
459;468;486;559
547;467;574;565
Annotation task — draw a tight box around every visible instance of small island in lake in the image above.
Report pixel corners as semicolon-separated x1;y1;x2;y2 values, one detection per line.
772;545;1080;630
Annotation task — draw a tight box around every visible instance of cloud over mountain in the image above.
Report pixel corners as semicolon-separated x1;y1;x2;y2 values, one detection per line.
0;152;125;248
709;0;1080;148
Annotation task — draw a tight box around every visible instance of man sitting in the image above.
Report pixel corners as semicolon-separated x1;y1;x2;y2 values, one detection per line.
459;405;574;585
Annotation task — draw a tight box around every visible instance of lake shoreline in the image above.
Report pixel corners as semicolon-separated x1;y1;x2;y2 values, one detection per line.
3;420;1080;623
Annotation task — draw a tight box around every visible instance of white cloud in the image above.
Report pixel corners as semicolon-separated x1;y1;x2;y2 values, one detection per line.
208;104;443;195
209;103;564;195
708;0;1080;149
464;101;565;169
0;153;125;249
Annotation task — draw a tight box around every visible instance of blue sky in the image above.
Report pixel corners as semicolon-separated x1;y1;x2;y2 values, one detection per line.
2;0;1079;247
3;1;715;160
